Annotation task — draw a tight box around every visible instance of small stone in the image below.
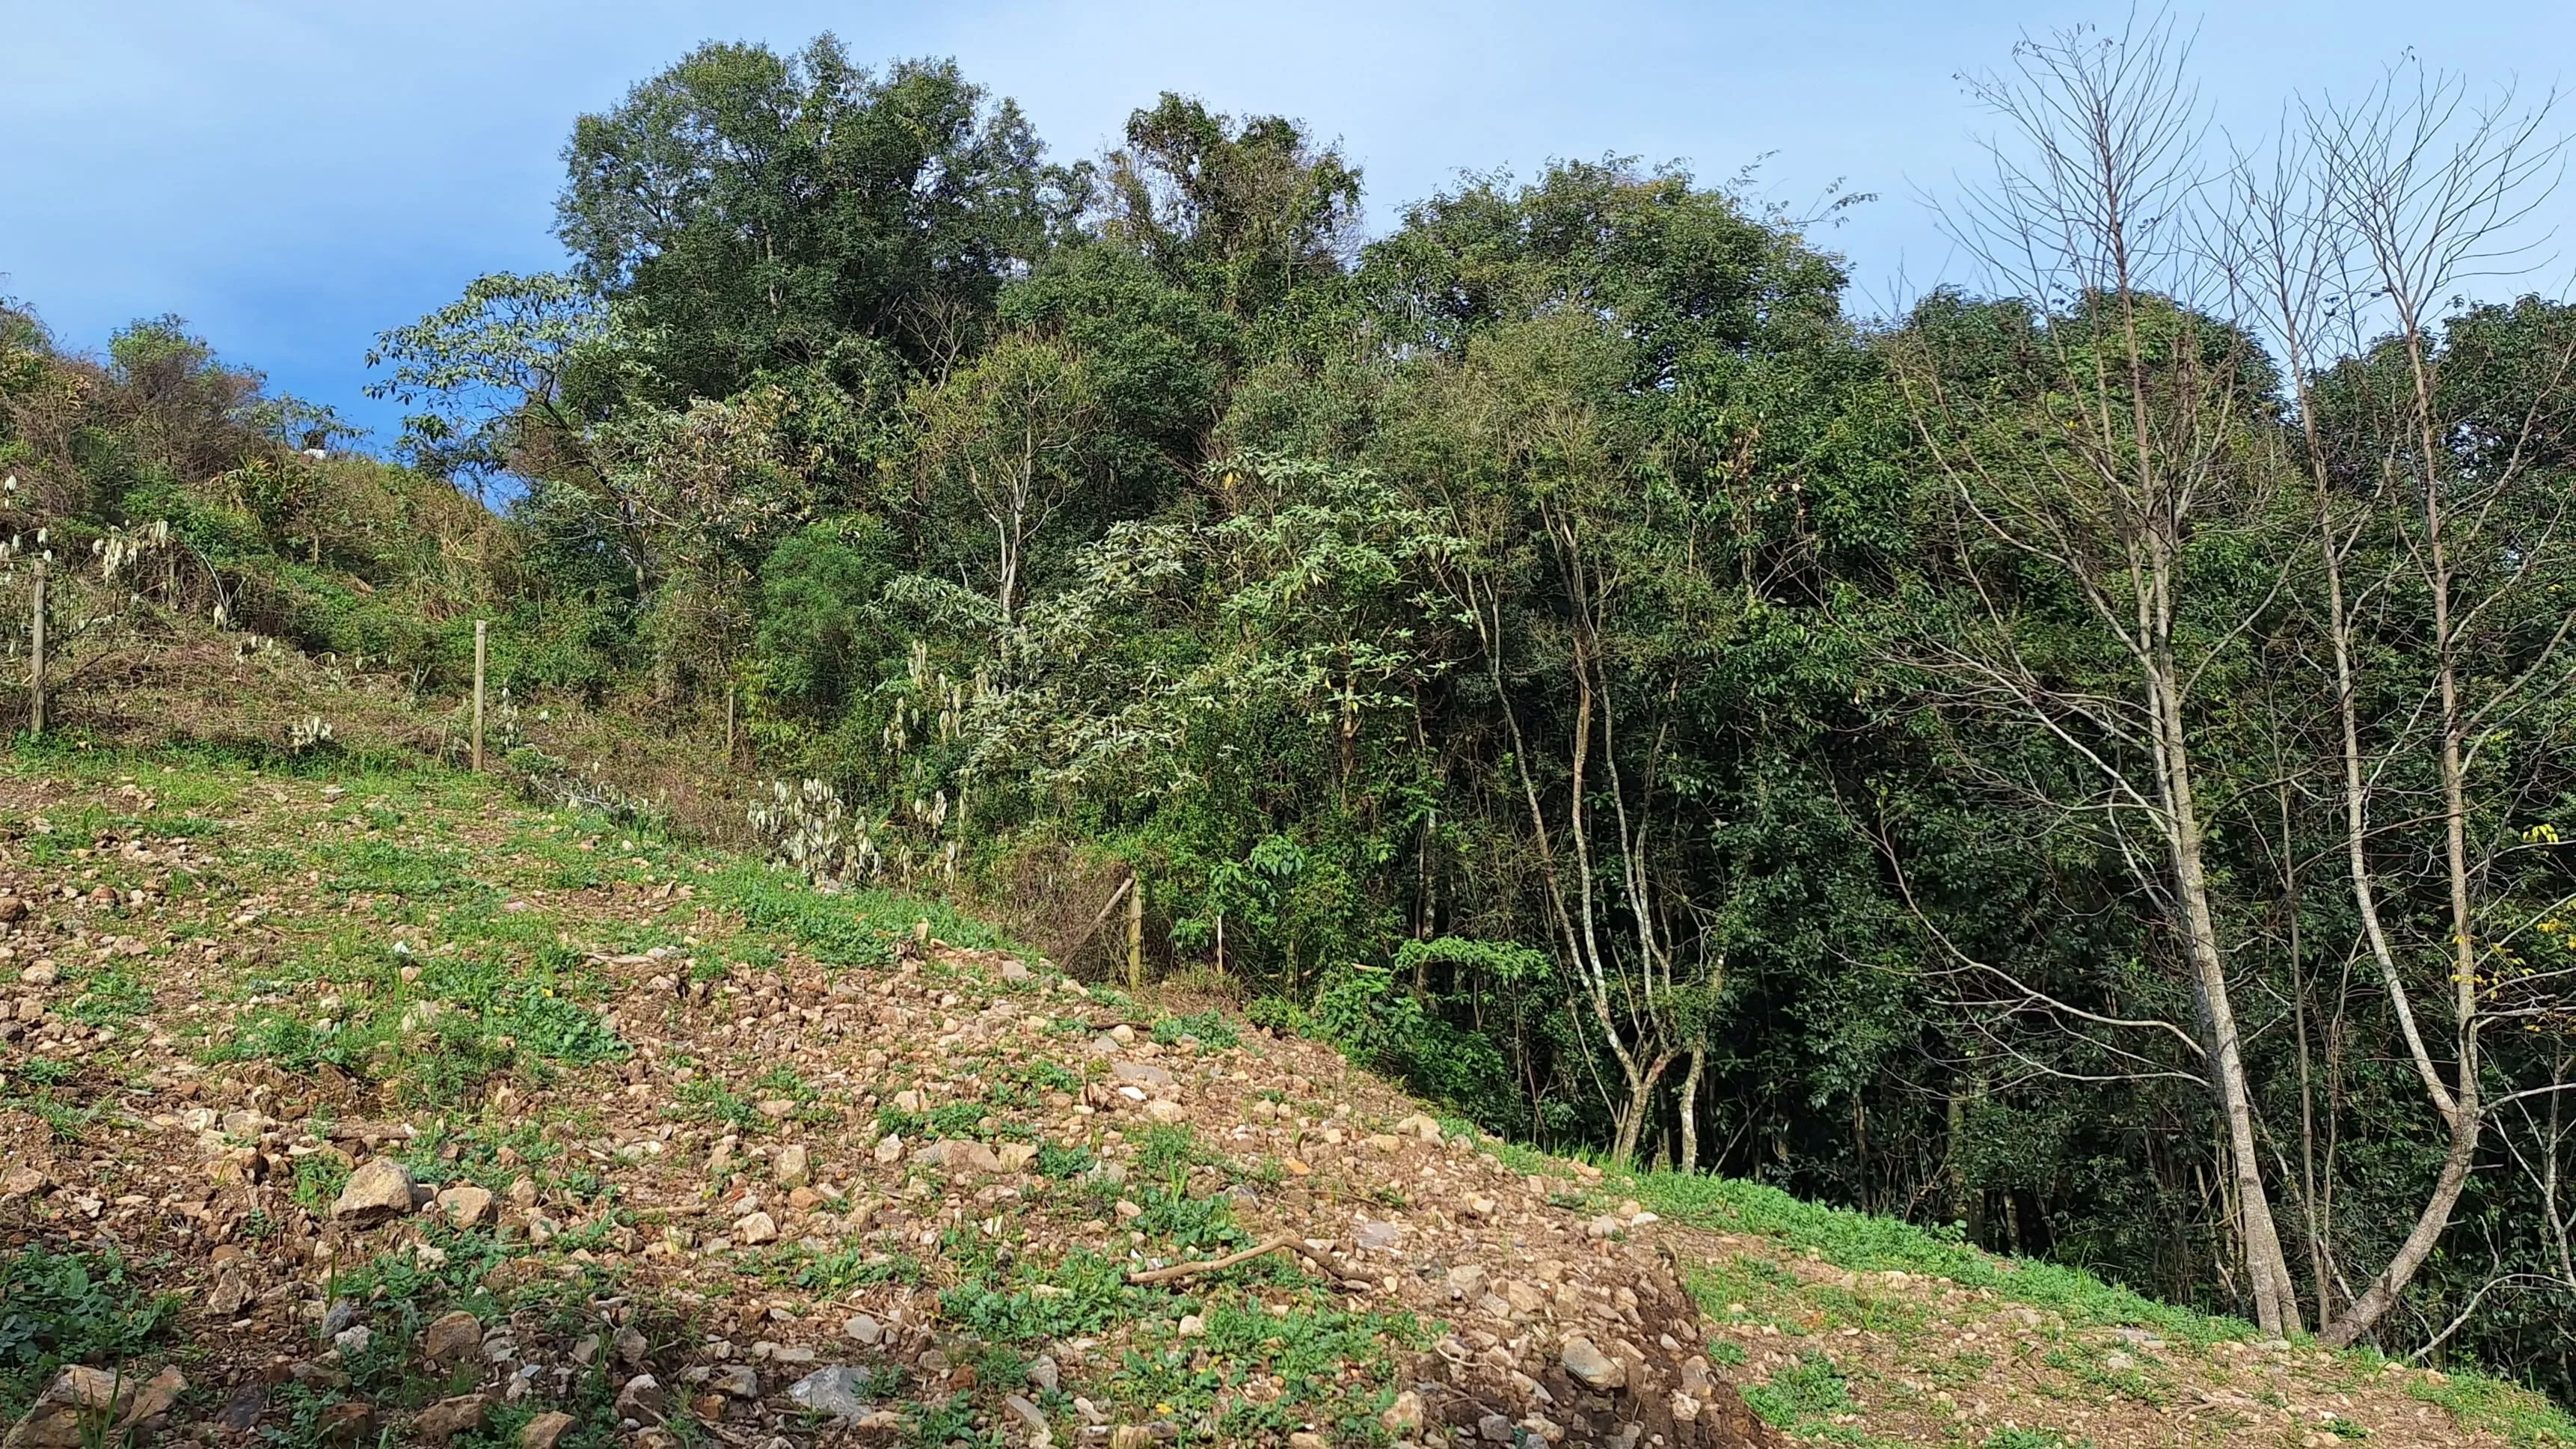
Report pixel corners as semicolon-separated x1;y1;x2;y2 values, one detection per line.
1111;1060;1174;1088
315;1400;373;1448
0;1167;45;1199
999;960;1031;982
1143;1100;1187;1124
712;1364;758;1399
843;1314;884;1346
785;1366;876;1421
1446;1264;1488;1299
331;1159;416;1222
1477;1413;1515;1442
1176;1314;1205;1338
507;1177;538;1207
421;1310;482;1365
16;963;56;987
1287;1434;1328;1449
333;1326;373;1356
518;1411;576;1449
615;1375;669;1426
1560;1335;1625;1391
1380;1391;1425;1433
436;1183;494;1228
1354;1219;1402;1252
732;1211;778;1246
775;1144;810;1187
411;1394;488;1444
206;1271;256;1317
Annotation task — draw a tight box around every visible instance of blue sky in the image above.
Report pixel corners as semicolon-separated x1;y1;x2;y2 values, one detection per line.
6;0;2575;444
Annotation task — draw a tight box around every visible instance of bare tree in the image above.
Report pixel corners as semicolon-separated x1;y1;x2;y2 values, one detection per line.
1891;15;2307;1335
2214;64;2576;1348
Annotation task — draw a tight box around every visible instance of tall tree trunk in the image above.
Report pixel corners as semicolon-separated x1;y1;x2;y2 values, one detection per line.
1677;1044;1706;1175
2152;649;2304;1337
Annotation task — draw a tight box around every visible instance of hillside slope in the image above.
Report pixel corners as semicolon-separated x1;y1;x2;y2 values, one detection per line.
0;738;2569;1449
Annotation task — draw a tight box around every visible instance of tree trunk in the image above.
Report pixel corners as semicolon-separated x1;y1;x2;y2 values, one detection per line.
2153;652;2303;1338
1610;1052;1676;1168
1677;1044;1707;1175
2322;1103;2482;1346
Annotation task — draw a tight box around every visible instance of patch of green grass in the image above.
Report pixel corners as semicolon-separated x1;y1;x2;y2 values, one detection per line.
2038;1342;2171;1407
1632;1170;2245;1347
322;839;479;898
289;1154;354;1214
941;1247;1149;1344
705;861;1011;966
675;1076;764;1133
1099;1290;1423;1445
1150;1011;1239;1052
1105;1180;1246;1255
1134;1123;1215;1179
208;934;623;1106
0;1246;180;1417
789;1248;925;1295
1741;1351;1853;1434
61;966;154;1027
874;1098;987;1141
2406;1368;2576;1447
5;1088;96;1143
8;1059;76;1088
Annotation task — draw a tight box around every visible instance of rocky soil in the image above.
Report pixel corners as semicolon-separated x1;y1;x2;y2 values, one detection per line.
0;758;1777;1449
0;753;2562;1449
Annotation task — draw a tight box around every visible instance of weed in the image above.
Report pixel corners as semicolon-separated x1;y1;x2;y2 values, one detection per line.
1150;1011;1239;1052
61;967;153;1027
1034;1144;1097;1179
788;1248;925;1295
0;1246;180;1417
290;1154;354;1213
1133;1123;1213;1179
1741;1351;1853;1433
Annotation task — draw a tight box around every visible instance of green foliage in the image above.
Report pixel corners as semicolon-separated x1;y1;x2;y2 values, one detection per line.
0;1246;179;1415
1739;1352;1854;1433
1149;1011;1238;1051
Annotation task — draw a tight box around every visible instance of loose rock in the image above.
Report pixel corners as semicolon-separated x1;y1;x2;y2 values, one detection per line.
330;1159;416;1222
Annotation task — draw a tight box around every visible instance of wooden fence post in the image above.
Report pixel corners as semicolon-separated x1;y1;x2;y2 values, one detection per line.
28;558;44;738
470;619;487;771
1126;871;1146;990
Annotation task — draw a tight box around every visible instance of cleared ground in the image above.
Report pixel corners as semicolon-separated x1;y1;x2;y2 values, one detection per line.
1;737;2568;1449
